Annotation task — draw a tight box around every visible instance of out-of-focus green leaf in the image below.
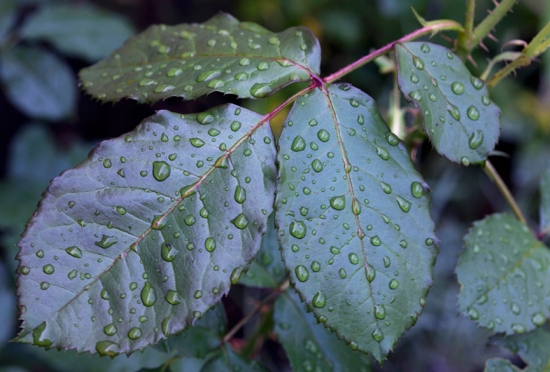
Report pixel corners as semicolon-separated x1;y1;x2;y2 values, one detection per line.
200;345;268;371
274;289;371;372
457;213;550;335
0;0;16;40
540;162;550;234
484;358;522;372
0;262;16;349
239;214;286;288
0;46;76;120
20;4;135;62
79;13;320;103
275;83;437;361
15;106;276;355
395;42;500;165
486;327;550;372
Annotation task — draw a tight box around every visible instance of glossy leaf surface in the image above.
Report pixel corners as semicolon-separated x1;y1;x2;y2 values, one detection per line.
239;214;286;288
0;46;76;120
16;105;276;355
275;83;437;361
274;289;371;372
395;42;500;165
457;213;550;335
20;4;135;62
80;13;320;103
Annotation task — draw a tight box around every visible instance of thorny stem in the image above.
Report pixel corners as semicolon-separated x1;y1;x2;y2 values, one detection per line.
323;21;462;84
483;160;528;226
222;279;289;344
469;0;516;51
457;0;476;55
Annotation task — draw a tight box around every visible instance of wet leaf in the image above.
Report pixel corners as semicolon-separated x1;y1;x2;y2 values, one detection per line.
20;4;135;62
0;46;76;120
457;213;550;335
274;289;371;372
484;358;522;372
486;327;550;372
239;214;286;288
15;105;276;355
395;42;500;165
540;162;550;235
79;13;320;103
275;83;437;361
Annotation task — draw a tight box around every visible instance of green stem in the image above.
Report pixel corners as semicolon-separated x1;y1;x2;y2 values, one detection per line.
486;55;531;88
324;21;462;84
221;279;289;344
483;160;528;225
470;0;516;51
457;0;476;54
522;21;550;58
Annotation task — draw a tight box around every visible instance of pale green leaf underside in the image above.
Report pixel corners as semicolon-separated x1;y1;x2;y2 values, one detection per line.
79;13;320;103
0;46;76;121
16;105;276;355
488;327;550;372
539;162;550;234
395;42;500;165
457;213;550;335
274;290;371;372
275;83;437;361
20;4;135;62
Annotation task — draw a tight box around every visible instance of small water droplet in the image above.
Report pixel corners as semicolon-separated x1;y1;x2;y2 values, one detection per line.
470;76;484;90
461;157;471;166
468;130;484;149
141;282;156;307
380;182;392;194
413;56;425;70
467;105;480;121
311;261;321;272
411;181;424;198
317;129;330;142
205;237;216;252
65;246;82;258
95;340;119;356
410;74;419;84
349;253;359;265
295;265;309;282
230;267;243;284
42;264;54;275
250;83;272;98
374;304;386;319
312;291;326;308
231;213;249;229
311;159;323;172
330;195;346;210
291;136;306;151
370;235;381;246
408;90;422;101
366;266;376;282
372;328;384;342
103;323;117;336
400;240;408;248
389;279;399;289
531;312;546;326
128;327;142;340
420;43;430;53
290;221;307;239
451;82;465;95
448;104;461;121
161;242;178;262
511;323;526;333
396;196;411;212
196;70;221;82
481;96;491;106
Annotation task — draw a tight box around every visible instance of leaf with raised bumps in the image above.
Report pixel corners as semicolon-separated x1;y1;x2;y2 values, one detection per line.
15;105;276;355
395;42;500;165
457;213;550;335
79;13;320;103
275;83;437;361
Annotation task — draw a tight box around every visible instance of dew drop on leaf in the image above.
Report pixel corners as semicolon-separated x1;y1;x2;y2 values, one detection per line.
65;246;82;258
312;291;326;308
165;290;181;305
289;221;307;239
140;282;156;307
152;161;171;181
295;265;309;282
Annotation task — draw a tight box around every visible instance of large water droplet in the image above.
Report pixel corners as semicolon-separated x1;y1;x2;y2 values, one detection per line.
330;195;346;210
312;159;323;172
448;104;461;121
349;253;359;265
413;57;425;70
451;82;465;95
468;130;484;149
290;221;307;239
165;290;181;305
380;182;392;194
231;213;249;229
189;138;205;148
295;265;309;282
372;328;384;342
366;266;376;282
291;136;306;151
95;341;119;356
205;237;216;252
411;181;424;198
65;246;82;258
531;312;546;326
374;304;386;319
396;196;411;213
103;323;117;336
317;129;330;142
389;279;399;289
128;327;142;340
161;242;178;262
95;235;118;249
32;322;52;347
197;112;215;124
152;161;171;181
141;282;156;307
467;105;480;121
370;235;381;246
312;292;326;308
311;261;321;272
250;83;272;98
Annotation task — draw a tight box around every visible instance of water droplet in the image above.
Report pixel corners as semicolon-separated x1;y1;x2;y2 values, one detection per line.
311;159;323;172
411;181;424;198
308;118;318;127
461;157;471;166
95;235;118;249
376;146;390;160
428;93;437;102
234;72;249;81
103;323;117;336
152;161;171;181
372;328;384;342
312;292;326;308
410;74;419;83
389;279;400;289
451;82;465;95
385;133;400;146
468;130;484;149
234;185;246;204
167;68;183;77
481;96;491;106
349;253;359;265
425;238;435;246
193;290;203;299
408;90;422;101
420;43;431;53
330;195;346;210
197;70;221;82
204;237;216;252
351;198;361;215
317;129;330;142
311;261;321;272
467;105;480;121
396;196;411;212
383;256;391;268
531;312;546;326
511;324;526;333
190;138;206;149
161;242;178;262
141;282;156;307
413;57;425;70
291;136;306;151
165;290;181;305
103;159;112;168
40;282;50;290
295;265;309;282
366;266;376;282
128;327;142;340
380;182;392;194
470;76;484;90
290;221;307;239
511;302;521;315
101;289;110;300
230;267;243;284
65;246;82;258
231;213;249;229
250;83;272;98
36;250;44;258
20;266;31;275
374;304;386;319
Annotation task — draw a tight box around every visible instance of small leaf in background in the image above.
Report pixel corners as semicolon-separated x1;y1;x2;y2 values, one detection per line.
79;13;320;103
395;42;500;165
0;46;76;121
16;105;276;355
239;214;286;288
485;327;550;372
274;289;371;372
20;4;135;62
275;83;437;361
539;161;550;235
457;213;550;335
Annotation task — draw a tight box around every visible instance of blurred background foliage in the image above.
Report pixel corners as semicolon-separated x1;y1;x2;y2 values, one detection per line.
0;0;548;371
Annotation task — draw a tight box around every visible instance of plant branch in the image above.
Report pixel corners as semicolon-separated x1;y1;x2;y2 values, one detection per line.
486;55;531;88
470;0;516;52
483;160;528;226
457;0;476;54
323;21;463;84
222;279;289;344
523;21;550;58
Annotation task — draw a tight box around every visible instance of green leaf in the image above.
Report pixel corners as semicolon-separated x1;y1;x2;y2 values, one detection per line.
239;214;286;288
199;345;268;372
487;327;550;372
274;289;371;372
79;13;320;103
20;4;135;62
395;42;500;165
0;0;16;40
0;46;77;120
0;262;16;349
457;213;550;335
540;162;550;235
15;105;276;355
485;358;522;372
275;83;437;361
